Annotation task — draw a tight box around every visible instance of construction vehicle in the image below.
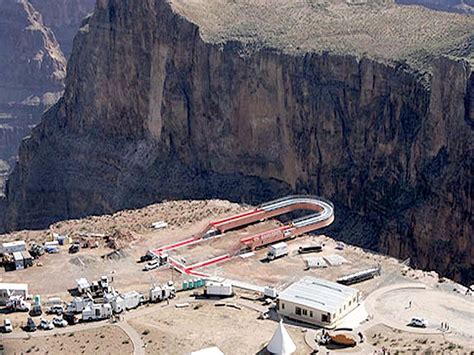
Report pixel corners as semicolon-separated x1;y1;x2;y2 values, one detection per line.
82;303;112;321
68;243;80;254
204;282;233;297
298;244;323;254
267;242;288;261
121;291;144;310
29;244;44;258
149;283;176;303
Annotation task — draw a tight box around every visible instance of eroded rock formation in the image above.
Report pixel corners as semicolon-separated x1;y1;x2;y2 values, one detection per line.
2;0;473;284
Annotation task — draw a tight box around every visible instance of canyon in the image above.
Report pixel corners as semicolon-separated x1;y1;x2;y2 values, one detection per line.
1;0;473;285
0;0;94;192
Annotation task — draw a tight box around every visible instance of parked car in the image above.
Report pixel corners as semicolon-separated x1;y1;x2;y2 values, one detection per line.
409;317;427;328
39;318;54;330
52;316;68;328
63;313;79;325
69;243;80;254
144;260;160;271
29;304;43;317
3;319;13;333
24;318;37;332
47;304;64;315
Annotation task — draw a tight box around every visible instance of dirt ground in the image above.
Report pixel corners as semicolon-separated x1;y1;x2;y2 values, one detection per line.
365;324;470;354
129;302;310;355
2;325;132;355
0;199;472;354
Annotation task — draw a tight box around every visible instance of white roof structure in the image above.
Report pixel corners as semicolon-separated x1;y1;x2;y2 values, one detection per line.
0;283;28;291
267;320;296;355
12;252;23;261
2;241;26;248
190;346;224;355
323;254;348;266
305;257;327;268
278;276;358;314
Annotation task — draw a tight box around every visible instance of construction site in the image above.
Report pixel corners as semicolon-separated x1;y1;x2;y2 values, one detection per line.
0;197;472;354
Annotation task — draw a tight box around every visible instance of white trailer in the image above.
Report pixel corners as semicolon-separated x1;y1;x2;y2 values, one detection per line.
264;286;278;298
205;282;233;297
76;278;91;294
267;242;288;261
149;284;176;303
0;241;26;254
67;297;92;314
121;291;143;310
82;303;112;321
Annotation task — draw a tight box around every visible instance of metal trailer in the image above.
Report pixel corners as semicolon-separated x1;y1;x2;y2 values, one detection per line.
205;282;233;297
121;291;144;310
149;284;176;303
337;266;381;285
0;241;26;254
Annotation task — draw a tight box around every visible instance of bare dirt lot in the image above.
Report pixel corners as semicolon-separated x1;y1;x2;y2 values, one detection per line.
2;325;133;355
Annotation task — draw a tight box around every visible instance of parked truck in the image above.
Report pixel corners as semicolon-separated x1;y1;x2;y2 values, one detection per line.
204;282;233;297
6;296;31;312
121;291;144;310
82;303;112;321
149;283;176;303
267;242;288;261
66;297;92;314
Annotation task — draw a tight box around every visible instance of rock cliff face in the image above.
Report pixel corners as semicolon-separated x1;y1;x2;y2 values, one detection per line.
3;0;473;284
0;0;66;184
29;0;95;57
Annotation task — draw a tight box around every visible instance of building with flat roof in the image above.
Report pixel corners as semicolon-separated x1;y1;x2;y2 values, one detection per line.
277;276;360;328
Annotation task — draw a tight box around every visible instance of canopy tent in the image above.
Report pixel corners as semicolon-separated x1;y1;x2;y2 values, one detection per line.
266;320;296;355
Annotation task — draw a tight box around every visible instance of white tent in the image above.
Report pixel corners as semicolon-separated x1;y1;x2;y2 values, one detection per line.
267;320;296;355
190;346;224;355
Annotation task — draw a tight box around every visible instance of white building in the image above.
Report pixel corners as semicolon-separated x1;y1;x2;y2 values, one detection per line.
277;276;360;328
0;241;26;254
0;283;28;305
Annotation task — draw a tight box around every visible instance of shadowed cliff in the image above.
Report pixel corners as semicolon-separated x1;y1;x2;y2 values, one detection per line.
2;0;473;284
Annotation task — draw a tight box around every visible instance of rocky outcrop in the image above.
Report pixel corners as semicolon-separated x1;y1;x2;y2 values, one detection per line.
0;0;66;183
3;0;473;284
29;0;95;57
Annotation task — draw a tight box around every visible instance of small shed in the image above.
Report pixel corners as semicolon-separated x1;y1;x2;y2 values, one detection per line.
13;252;24;270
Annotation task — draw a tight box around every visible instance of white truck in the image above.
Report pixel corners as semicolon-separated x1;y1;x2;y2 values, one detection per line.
66;297;92;314
104;293;125;313
82;303;112;321
149;283;176;303
6;296;31;312
121;291;144;310
204;282;233;297
267;242;288;261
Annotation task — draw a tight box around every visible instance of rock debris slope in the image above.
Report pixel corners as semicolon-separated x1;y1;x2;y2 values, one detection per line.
2;0;473;284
